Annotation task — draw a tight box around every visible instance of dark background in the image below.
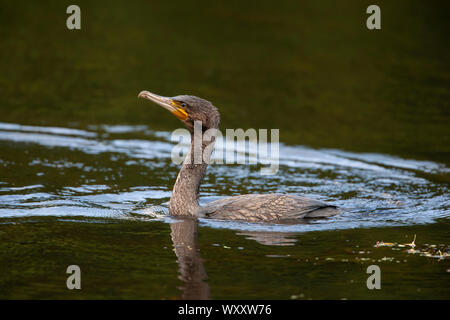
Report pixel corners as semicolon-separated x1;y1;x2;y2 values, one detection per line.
0;1;449;300
1;0;449;166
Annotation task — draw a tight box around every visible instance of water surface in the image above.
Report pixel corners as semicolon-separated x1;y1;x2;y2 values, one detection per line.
0;0;449;299
0;122;448;299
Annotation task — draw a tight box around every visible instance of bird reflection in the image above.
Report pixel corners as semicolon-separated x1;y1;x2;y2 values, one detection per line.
236;232;298;246
170;217;210;299
169;218;303;299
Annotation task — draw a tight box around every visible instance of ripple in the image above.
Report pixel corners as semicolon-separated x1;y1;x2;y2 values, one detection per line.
0;122;448;231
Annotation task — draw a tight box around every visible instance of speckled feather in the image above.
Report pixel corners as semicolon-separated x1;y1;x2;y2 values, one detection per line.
142;93;341;223
197;193;340;223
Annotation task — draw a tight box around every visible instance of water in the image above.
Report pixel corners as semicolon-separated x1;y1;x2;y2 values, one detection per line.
0;0;449;300
0;122;448;299
1;122;448;226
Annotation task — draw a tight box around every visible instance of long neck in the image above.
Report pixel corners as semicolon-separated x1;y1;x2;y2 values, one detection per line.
169;122;217;216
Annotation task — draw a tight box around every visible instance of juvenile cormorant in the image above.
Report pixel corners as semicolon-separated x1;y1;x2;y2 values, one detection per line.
138;90;340;223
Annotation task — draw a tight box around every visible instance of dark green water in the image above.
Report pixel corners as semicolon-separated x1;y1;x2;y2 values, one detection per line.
0;1;449;299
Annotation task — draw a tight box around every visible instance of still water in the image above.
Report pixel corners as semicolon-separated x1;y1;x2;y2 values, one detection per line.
0;122;448;299
0;0;449;299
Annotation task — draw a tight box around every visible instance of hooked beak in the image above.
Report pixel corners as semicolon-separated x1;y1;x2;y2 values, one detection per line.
138;90;188;121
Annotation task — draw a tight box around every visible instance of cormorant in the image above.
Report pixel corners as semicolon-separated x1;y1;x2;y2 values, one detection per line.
138;90;340;223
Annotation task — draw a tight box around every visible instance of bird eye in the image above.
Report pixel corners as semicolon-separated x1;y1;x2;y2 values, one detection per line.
180;103;187;108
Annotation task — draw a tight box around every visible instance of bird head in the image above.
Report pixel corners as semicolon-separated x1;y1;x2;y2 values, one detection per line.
138;90;220;132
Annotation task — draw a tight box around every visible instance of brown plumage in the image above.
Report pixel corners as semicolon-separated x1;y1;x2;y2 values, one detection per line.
138;91;341;223
198;194;339;223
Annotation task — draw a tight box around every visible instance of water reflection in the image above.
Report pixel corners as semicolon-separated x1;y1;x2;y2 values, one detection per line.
169;217;299;300
170;217;210;299
236;231;298;246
